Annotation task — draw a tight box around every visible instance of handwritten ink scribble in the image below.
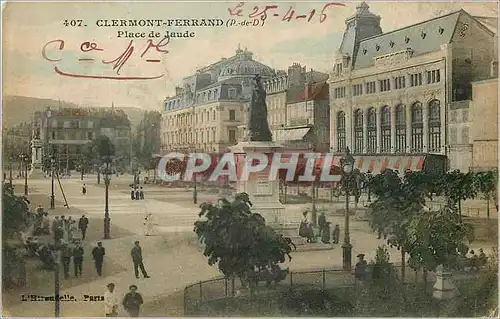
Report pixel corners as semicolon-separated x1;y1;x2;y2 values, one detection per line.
80;41;104;52
42;37;169;80
227;2;344;23
54;66;164;80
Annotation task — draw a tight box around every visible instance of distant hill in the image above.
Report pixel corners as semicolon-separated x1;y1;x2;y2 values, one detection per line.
2;95;146;129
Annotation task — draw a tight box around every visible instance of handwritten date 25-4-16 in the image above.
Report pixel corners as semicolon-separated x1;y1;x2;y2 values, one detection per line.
228;2;345;23
41;37;169;80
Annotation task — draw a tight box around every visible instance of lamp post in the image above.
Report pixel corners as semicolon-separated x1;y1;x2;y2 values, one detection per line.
366;171;372;202
340;147;355;270
53;232;61;317
9;156;13;186
50;157;56;209
103;157;112;239
19;153;28;195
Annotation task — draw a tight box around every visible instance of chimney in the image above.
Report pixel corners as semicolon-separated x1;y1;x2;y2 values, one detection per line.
175;86;183;96
287;63;303;87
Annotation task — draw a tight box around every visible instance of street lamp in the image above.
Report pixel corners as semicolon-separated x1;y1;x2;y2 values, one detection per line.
19;153;28;195
50;157;56;209
340;147;355;270
9;155;13;186
103;157;113;239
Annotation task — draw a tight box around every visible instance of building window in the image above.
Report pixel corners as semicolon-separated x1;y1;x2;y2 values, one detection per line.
228;88;237;99
394;76;406;89
366;81;376;94
428;100;441;152
51;131;56;139
461;127;469;144
462;109;468;122
354;109;364;153
228;129;236;143
410;73;423;87
450;127;457;144
380;106;391;153
87;121;94;129
427;69;441;84
379;79;391;92
395;105;406;152
333;87;346;99
229;109;236;121
367;108;377;153
336;111;346;152
411;102;423;152
352;84;363;96
87;132;93;140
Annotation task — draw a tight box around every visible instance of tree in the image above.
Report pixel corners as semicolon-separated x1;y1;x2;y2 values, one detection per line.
366;169;435;278
194;193;295;288
476;170;498;219
405;206;474;273
89;135;116;183
439;170;478;220
2;184;30;238
133;111;161;169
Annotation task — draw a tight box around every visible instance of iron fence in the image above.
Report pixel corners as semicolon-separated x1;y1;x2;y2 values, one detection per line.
183;265;436;314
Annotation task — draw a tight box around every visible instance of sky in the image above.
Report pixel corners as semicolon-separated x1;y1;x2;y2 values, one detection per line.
2;1;497;111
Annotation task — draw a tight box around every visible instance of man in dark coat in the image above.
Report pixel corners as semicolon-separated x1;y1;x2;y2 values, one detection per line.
354;254;368;280
78;214;89;240
134;188;140;201
139;187;144;200
131;241;150;279
72;241;84;277
122;285;143;317
92;241;106;276
130;187;135;200
318;212;327;237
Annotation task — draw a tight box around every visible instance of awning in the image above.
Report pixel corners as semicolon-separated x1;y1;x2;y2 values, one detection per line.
315;155;426;174
276;128;311;142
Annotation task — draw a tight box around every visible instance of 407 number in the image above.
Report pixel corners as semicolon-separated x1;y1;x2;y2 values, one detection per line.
63;19;85;27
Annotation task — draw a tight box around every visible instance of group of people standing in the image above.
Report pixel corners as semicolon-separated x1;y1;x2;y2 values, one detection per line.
130;186;145;200
299;211;340;244
104;283;144;317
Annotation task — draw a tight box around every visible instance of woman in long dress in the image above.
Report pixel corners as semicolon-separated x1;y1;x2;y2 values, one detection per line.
144;213;154;236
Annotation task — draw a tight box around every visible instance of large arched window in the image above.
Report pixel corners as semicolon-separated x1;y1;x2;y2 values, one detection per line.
395;105;406;152
336;111;346;152
367;108;377;153
380;106;391;153
411;102;423;152
354;109;364;153
428;100;441;152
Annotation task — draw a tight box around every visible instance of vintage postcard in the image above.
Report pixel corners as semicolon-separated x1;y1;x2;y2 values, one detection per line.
2;0;498;317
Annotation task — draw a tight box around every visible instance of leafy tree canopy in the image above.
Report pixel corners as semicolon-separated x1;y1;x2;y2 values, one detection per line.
90;134;116;160
194;193;295;280
2;184;30;238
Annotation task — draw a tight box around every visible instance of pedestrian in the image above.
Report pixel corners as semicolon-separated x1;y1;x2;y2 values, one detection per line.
131;241;150;279
130;187;135;200
139;187;144;200
72;241;84;277
60;242;72;279
51;216;60;235
478;248;487;267
332;224;340;244
144;214;154;236
318;211;327;237
122;285;144;317
78;214;89;240
135;188;140;201
82;184;87;195
321;222;331;244
104;283;119;317
354;254;368;280
92;241;106;276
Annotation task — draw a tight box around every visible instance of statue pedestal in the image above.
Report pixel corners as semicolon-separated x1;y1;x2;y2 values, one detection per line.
230;141;285;228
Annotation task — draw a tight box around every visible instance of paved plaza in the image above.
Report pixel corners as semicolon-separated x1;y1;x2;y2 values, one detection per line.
3;174;496;317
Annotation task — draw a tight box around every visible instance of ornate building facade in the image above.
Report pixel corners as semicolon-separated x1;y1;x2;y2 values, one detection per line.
160;47;276;153
31;107;132;172
329;2;497;173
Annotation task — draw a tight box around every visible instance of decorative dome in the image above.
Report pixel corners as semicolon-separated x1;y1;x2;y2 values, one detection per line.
219;47;275;79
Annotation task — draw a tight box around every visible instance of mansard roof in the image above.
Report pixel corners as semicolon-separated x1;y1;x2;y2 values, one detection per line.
354;10;461;68
353;10;495;69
